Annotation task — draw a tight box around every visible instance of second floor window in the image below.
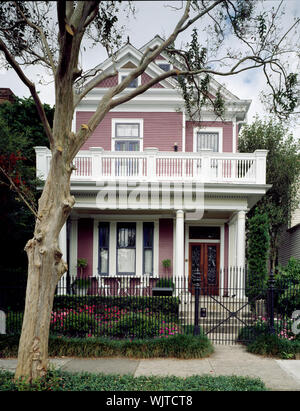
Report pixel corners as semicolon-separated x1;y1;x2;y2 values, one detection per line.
197;132;219;152
114;123;141;151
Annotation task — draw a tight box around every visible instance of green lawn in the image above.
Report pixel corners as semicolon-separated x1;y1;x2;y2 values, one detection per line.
0;370;267;391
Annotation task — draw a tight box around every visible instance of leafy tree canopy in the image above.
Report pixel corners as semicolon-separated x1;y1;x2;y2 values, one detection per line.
0;97;54;270
239;116;300;267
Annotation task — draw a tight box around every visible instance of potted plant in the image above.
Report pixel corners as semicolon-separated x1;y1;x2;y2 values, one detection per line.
75;258;90;295
77;258;88;275
153;270;174;297
162;259;171;275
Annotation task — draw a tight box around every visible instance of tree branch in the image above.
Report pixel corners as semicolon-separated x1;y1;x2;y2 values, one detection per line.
73;69;117;108
13;1;56;74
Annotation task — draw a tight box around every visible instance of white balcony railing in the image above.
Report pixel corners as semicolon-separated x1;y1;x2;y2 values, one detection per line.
35;147;268;185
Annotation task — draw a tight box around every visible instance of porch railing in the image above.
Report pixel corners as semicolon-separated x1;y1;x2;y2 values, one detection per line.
35;147;268;185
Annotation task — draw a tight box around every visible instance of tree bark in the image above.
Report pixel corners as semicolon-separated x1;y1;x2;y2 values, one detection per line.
14;151;74;381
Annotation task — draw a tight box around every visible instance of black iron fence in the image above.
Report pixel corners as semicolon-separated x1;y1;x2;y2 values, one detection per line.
1;269;299;344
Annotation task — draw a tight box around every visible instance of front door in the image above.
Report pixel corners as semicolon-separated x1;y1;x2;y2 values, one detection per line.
189;243;220;295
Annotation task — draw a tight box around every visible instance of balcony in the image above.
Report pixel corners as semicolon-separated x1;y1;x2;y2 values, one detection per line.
35;147;267;185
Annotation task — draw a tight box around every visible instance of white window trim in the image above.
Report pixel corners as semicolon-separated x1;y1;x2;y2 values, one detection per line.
118;70;141;88
193;127;223;153
111;118;144;151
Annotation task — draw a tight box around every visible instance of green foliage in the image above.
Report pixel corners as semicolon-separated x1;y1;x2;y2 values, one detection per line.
77;258;88;268
246;211;270;302
277;285;300;317
275;257;300;315
245;333;300;359
276;257;300;285
0;333;213;360
239;117;300;267
0;97;54;271
161;259;171;269
53;295;180;315
0;369;267;391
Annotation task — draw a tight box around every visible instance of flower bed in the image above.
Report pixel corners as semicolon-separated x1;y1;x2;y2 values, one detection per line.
50;304;180;339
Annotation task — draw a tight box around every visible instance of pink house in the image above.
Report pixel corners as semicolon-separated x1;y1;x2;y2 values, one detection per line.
35;36;269;297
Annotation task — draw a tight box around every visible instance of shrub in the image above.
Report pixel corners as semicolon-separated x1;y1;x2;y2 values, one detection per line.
277;284;300;317
275;257;300;315
0;333;214;360
238;315;300;358
53;295;180;316
246;212;270;305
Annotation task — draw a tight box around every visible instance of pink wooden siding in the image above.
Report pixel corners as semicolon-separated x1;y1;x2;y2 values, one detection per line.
77;219;94;277
185;121;233;152
77;111;183;151
159;219;173;276
96;75;118;88
141;73;163;88
96;73;163;88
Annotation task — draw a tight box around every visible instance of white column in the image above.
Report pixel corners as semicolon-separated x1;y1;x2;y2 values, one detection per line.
175;210;185;277
58;222;67;294
236;211;246;268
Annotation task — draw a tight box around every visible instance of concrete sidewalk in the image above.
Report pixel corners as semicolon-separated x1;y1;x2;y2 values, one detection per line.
1;345;300;391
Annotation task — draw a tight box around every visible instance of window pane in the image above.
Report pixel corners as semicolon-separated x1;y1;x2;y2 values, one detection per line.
117;224;136;247
116;123;139;138
197;132;219;152
115;140;140;151
99;223;109;247
158;63;170;72
143;222;154;247
144;249;153;274
189;226;220;240
121;75;138;88
99;223;109;275
143;222;154;274
99;249;108;274
117;249;135;273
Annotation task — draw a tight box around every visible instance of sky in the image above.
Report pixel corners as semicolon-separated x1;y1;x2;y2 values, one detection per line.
1;0;299;136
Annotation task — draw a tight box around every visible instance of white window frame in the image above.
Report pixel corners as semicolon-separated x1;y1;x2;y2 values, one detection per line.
118;70;141;88
93;217;159;278
193;127;223;153
111;118;144;151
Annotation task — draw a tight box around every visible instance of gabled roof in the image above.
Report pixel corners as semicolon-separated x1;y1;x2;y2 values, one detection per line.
139;35;242;103
76;35;251;118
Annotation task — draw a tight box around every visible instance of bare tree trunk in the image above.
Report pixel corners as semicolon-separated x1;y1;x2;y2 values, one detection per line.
15;152;74;381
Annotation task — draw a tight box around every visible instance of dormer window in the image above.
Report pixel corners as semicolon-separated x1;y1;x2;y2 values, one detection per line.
157;63;171;72
118;70;140;88
156;59;172;72
120;75;138;88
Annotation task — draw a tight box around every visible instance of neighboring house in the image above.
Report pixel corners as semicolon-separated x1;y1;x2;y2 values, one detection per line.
278;199;300;265
35;36;269;297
